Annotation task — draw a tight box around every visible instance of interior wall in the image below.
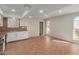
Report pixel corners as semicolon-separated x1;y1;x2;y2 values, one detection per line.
46;13;78;42
20;17;45;37
0;15;3;26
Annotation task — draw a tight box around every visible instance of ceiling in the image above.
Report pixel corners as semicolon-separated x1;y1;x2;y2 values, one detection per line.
25;4;70;16
47;4;79;19
0;4;27;17
0;4;70;18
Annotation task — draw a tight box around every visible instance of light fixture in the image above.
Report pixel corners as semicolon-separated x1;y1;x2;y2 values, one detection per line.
11;9;16;12
39;10;44;13
58;10;62;14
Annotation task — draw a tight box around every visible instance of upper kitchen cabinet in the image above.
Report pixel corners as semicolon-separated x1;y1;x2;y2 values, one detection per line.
8;17;19;28
0;15;3;26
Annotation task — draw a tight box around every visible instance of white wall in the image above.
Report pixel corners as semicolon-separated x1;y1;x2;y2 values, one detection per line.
20;17;45;37
46;13;78;42
0;15;3;26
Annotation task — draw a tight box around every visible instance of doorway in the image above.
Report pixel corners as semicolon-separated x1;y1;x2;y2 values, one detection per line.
39;22;43;36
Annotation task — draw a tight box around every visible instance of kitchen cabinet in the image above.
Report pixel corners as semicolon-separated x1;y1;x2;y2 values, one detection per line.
8;17;19;28
7;31;29;42
17;31;28;40
7;32;17;42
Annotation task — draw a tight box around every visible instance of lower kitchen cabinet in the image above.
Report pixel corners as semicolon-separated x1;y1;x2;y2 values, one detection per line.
17;31;29;40
7;32;17;42
7;31;29;42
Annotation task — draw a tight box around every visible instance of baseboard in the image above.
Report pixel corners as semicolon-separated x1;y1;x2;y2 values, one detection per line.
7;38;29;43
47;35;75;44
7;35;44;43
7;35;77;44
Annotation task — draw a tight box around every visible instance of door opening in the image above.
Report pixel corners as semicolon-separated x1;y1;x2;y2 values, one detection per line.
39;22;43;36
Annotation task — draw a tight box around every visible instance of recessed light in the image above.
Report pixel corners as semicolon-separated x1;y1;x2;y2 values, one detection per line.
11;9;16;12
39;10;44;13
58;10;62;14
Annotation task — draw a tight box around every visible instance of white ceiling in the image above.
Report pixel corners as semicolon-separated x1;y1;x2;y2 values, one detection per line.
2;4;79;19
25;4;70;16
47;4;79;19
0;4;70;18
0;4;27;17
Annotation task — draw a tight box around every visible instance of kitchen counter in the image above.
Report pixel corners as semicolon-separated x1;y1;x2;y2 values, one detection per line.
0;26;28;53
0;26;27;38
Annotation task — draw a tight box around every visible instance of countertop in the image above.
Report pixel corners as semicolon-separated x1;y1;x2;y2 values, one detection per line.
0;26;27;38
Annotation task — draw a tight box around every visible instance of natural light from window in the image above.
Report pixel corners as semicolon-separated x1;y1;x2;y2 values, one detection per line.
73;17;79;40
46;21;50;34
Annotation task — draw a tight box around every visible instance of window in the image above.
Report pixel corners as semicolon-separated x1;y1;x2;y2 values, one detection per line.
46;21;50;34
73;17;79;40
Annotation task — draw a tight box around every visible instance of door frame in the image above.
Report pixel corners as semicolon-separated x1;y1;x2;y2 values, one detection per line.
39;22;43;36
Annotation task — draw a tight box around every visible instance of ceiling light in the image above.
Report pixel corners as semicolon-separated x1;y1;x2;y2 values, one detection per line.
11;9;16;12
39;10;44;13
58;10;62;14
